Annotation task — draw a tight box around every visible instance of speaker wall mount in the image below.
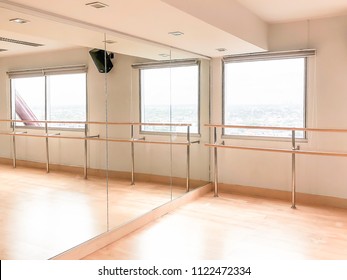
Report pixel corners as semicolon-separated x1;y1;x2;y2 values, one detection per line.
89;48;114;73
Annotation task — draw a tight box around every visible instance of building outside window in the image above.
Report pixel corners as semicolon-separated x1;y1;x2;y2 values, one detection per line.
223;51;314;138
10;66;87;130
138;61;199;134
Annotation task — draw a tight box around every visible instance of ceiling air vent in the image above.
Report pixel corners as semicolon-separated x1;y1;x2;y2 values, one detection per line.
0;49;8;52
0;37;44;47
85;2;108;9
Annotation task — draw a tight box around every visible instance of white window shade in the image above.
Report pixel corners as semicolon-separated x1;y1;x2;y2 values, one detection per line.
7;65;87;79
223;49;316;63
132;59;199;70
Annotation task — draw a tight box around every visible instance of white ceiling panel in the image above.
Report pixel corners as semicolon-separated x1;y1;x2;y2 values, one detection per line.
0;0;267;57
237;0;347;23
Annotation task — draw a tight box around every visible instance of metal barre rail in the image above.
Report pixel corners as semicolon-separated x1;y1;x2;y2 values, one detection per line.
0;132;190;145
0;119;192;126
205;123;347;133
0;120;199;191
206;124;347;209
205;143;347;157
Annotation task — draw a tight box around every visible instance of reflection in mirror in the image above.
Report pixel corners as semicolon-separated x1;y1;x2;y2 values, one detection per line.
169;49;211;199
0;7;108;259
0;4;211;259
104;34;173;229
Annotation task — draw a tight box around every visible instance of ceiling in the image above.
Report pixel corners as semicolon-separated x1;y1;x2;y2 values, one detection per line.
0;5;192;60
1;0;347;59
239;0;347;23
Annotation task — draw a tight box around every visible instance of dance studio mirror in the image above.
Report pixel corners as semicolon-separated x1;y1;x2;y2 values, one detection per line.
103;35;211;229
102;35;176;230
0;5;210;259
167;49;211;199
0;6;110;259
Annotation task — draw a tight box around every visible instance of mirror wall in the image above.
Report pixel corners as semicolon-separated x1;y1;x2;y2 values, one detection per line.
168;49;211;198
0;6;110;259
103;35;175;229
0;5;210;259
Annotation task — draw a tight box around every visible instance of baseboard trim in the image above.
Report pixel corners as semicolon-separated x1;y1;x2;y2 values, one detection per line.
50;183;213;260
219;183;347;209
0;157;207;188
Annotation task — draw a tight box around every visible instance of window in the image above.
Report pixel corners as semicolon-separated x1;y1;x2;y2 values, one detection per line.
10;66;87;130
223;51;313;138
47;74;86;129
11;77;45;127
139;61;199;134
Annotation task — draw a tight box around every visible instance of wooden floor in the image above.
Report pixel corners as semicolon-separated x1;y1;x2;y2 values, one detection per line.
2;162;347;260
84;192;347;260
0;163;189;260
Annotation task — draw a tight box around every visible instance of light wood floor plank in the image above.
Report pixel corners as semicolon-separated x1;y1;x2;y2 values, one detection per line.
2;161;347;260
84;192;347;260
0;163;188;259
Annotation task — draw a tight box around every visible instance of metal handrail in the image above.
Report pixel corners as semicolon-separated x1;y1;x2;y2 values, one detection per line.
0;132;191;145
0;119;197;191
205;143;347;157
205;124;347;208
205;123;347;133
0;119;192;127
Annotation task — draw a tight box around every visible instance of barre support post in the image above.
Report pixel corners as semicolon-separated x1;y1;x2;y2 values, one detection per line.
84;125;88;179
186;126;190;192
213;127;219;197
131;124;135;185
291;130;297;209
12;131;16;168
45;123;50;173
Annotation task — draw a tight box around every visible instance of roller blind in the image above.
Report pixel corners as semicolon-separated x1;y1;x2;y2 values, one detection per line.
7;64;87;79
132;59;199;70
223;49;316;63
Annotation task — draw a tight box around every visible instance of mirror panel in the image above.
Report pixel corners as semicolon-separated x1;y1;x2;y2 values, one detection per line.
105;35;173;229
169;49;211;199
0;7;109;259
0;5;211;259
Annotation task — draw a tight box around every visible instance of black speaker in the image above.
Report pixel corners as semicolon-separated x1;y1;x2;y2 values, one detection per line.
89;48;114;73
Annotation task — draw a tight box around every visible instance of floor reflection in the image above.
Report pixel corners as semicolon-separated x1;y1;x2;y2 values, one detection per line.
0;163;196;259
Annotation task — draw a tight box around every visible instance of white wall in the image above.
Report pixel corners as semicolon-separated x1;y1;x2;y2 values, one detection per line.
211;14;347;199
0;48;210;182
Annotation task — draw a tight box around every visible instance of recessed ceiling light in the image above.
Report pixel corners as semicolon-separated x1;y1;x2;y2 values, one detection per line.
103;40;117;44
216;48;227;52
168;31;184;36
9;18;30;24
85;2;108;9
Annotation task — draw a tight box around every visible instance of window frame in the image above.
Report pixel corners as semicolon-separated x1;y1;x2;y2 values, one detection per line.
8;65;88;131
222;50;314;140
135;60;201;136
